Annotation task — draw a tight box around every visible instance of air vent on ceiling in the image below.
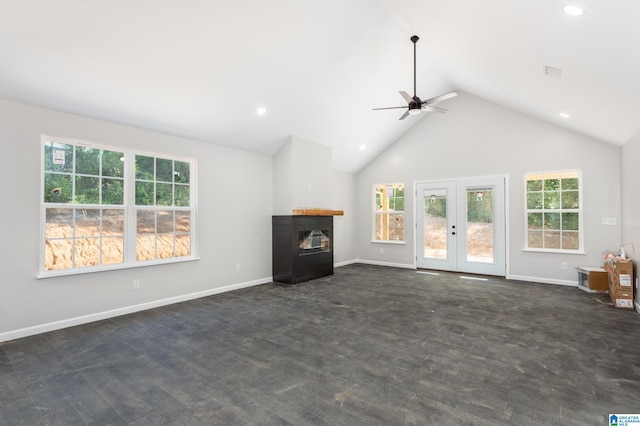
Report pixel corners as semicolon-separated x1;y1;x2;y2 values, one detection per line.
544;65;562;79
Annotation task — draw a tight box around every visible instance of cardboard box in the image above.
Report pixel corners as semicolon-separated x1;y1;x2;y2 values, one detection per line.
604;258;634;309
609;284;634;309
610;288;634;309
604;259;634;291
577;267;608;293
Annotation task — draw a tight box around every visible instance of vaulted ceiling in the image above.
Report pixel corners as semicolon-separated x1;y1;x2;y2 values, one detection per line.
2;1;639;172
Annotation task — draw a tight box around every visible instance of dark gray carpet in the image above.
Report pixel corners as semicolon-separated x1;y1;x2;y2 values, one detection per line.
1;264;639;425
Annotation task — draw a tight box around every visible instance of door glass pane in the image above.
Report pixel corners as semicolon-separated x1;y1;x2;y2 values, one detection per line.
423;190;447;259
466;189;494;263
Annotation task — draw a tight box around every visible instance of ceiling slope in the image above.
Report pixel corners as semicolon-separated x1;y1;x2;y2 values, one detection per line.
1;0;638;172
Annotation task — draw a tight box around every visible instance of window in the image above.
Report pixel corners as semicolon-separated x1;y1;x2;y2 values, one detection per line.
525;170;582;251
374;183;404;242
41;137;196;276
134;155;192;261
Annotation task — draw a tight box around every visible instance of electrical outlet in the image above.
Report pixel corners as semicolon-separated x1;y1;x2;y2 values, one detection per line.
133;279;141;290
561;262;568;270
236;263;242;272
379;248;384;254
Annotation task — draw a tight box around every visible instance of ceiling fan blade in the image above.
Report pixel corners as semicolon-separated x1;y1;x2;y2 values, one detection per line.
422;105;448;113
399;110;410;120
423;91;458;106
399;91;413;104
372;106;409;111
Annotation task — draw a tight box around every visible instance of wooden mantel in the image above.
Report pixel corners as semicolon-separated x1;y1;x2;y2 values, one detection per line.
292;209;344;216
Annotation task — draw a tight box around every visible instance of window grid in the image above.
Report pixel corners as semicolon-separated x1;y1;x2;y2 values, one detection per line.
41;137;195;276
44;207;126;270
374;183;405;242
134;155;192;262
525;170;582;251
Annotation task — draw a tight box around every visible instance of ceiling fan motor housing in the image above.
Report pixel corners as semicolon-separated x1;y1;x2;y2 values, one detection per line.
408;102;422;115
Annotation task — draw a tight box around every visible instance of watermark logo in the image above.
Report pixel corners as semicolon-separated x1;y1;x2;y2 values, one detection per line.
610;414;640;426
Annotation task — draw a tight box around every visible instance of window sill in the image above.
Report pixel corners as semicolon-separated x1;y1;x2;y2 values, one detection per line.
37;256;201;279
521;248;586;255
371;240;406;245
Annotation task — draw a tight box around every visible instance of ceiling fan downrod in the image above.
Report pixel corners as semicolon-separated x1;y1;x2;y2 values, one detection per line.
411;35;419;98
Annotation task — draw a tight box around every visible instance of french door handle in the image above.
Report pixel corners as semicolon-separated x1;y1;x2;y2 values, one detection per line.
451;231;456;235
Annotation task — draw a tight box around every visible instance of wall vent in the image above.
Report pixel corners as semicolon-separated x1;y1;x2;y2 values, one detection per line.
544;65;562;79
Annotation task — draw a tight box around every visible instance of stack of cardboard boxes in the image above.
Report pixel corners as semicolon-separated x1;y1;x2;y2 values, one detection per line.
604;258;634;309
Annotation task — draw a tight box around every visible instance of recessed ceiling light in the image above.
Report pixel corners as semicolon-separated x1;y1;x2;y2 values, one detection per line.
563;5;585;16
256;107;266;116
559;112;570;118
359;144;366;151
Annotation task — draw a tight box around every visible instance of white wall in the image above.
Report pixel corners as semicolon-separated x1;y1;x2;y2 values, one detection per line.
621;129;640;262
621;128;640;311
355;92;621;284
0;99;274;340
289;136;332;210
332;170;356;265
272;136;333;215
272;136;294;214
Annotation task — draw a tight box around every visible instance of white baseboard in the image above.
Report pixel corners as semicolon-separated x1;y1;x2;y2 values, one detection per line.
354;259;416;269
346;263;580;287
507;274;577;287
0;277;272;343
334;259;358;268
2;267;600;343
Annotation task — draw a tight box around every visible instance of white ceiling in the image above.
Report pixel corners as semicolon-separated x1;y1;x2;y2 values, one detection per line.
2;1;639;172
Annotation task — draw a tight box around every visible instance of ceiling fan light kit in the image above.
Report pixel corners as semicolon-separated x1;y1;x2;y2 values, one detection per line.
373;35;457;120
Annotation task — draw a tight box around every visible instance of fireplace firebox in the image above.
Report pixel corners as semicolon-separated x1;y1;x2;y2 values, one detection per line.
272;215;333;284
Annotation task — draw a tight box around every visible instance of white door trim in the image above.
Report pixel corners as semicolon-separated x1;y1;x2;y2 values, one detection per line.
414;175;509;276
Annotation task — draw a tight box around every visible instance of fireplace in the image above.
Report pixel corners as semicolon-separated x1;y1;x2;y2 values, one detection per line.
272;215;333;284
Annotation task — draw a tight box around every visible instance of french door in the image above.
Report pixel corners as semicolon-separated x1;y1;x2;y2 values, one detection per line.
416;177;506;276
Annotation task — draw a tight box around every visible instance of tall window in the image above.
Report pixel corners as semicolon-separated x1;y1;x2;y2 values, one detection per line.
374;183;404;242
134;155;192;261
41;137;195;276
525;170;582;251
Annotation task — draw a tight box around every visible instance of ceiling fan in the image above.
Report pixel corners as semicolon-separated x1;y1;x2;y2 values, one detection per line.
373;35;457;120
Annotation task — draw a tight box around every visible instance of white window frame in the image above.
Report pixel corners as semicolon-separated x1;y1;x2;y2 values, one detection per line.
39;135;198;278
372;182;405;243
524;169;583;253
